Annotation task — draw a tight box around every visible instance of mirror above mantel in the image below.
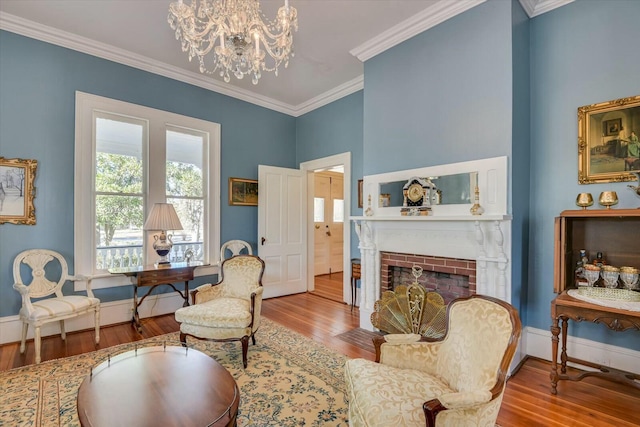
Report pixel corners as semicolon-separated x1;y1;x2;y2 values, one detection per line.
378;172;475;207
358;156;508;218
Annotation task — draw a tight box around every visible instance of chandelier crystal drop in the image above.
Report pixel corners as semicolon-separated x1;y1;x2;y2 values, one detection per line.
168;0;298;85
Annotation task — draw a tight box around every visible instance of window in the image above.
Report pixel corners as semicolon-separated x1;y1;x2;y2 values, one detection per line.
313;197;325;222
75;92;220;289
332;199;344;222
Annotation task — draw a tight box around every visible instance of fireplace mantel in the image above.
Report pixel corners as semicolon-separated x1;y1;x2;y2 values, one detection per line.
353;157;511;331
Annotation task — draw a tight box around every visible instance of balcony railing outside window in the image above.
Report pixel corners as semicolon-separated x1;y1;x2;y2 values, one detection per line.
96;241;203;270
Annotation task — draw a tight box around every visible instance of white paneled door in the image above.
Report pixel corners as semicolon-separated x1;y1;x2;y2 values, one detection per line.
258;165;307;298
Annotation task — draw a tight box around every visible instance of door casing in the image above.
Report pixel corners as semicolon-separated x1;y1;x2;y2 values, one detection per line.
301;152;351;303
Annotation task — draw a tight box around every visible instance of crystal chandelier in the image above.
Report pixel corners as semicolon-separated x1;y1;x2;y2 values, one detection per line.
168;0;298;85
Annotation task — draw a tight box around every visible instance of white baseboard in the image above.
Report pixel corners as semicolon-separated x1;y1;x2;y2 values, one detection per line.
522;326;640;375
0;293;185;345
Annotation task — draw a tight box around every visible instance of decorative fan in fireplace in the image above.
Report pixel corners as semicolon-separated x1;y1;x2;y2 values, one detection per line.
371;281;447;338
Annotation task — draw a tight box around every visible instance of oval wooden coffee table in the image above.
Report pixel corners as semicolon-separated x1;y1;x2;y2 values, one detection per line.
77;345;239;427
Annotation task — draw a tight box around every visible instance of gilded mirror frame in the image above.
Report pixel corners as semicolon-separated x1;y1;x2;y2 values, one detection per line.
578;95;640;184
0;157;38;225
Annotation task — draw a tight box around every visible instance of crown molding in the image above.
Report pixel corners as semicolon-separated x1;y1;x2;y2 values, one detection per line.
518;0;574;18
0;12;299;116
1;0;574;116
293;75;364;117
350;0;486;62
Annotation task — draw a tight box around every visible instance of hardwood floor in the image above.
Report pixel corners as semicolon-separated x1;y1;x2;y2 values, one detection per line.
309;271;345;303
1;292;638;426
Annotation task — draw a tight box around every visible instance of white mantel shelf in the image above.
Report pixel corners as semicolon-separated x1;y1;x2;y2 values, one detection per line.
350;215;512;222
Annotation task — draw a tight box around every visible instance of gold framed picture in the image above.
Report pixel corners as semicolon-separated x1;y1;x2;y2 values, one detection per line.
0;157;38;225
578;95;640;184
229;177;258;206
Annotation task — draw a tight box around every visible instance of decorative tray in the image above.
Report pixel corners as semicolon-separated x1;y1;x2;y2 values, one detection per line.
575;287;640;302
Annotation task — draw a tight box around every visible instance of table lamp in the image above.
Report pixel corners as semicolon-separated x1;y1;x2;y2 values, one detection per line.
143;203;183;266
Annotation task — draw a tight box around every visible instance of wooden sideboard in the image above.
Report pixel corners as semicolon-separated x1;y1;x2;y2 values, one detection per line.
550;209;640;394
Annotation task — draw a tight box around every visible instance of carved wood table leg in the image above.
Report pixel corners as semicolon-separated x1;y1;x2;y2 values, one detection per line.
550;317;560;395
560;317;568;374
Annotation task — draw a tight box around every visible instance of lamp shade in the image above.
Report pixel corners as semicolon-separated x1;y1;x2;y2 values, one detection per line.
144;203;184;231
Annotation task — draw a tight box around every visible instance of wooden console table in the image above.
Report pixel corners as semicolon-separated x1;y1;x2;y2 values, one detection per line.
109;262;207;332
550;291;640;395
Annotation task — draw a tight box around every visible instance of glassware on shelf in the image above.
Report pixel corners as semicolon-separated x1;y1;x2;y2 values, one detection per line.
620;266;639;290
601;266;620;289
583;264;601;287
575;193;593;209
598;191;618;209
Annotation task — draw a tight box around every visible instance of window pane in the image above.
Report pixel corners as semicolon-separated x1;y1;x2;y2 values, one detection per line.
314;197;325;222
95;195;143;269
168;197;204;261
166;130;204;197
333;199;344;222
95;117;143;193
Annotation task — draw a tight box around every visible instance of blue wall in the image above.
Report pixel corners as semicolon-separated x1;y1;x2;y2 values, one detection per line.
0;30;296;317
2;0;640;353
510;0;531;323
296;91;364;258
528;0;640;350
363;0;513;175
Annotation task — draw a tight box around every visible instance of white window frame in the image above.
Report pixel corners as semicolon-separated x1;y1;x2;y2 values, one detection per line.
74;92;220;290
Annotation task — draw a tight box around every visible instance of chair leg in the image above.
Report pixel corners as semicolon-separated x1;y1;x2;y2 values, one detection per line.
20;323;28;354
34;327;42;364
95;308;101;345
241;336;249;369
60;320;66;340
251;334;256;346
179;332;187;346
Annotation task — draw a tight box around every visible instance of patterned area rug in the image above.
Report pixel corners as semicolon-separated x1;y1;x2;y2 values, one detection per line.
0;319;348;427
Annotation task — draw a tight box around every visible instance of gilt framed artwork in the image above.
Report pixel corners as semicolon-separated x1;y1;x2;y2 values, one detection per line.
229;177;258;206
0;157;38;225
578;95;640;184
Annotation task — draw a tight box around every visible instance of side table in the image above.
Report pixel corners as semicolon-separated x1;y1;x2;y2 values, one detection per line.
550;291;640;395
351;258;361;312
109;262;207;332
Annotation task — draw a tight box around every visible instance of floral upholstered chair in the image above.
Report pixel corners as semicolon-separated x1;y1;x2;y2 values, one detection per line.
345;295;522;427
174;254;265;368
12;249;100;364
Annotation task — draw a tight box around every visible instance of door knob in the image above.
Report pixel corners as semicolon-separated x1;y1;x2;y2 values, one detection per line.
261;237;266;245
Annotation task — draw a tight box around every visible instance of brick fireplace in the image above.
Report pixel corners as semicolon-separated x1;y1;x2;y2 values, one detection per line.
380;252;476;303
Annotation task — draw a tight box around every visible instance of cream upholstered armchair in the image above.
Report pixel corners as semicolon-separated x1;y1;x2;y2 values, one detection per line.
175;254;265;368
12;249;100;364
345;295;522;427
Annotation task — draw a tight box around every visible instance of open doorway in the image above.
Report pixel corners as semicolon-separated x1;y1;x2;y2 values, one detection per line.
300;153;351;305
310;168;344;302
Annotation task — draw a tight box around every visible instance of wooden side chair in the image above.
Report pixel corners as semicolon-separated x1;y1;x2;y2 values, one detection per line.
175;254;265;368
12;249;100;364
220;239;253;261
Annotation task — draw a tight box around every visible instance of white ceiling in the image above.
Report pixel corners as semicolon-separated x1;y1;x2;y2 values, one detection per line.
0;0;571;116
